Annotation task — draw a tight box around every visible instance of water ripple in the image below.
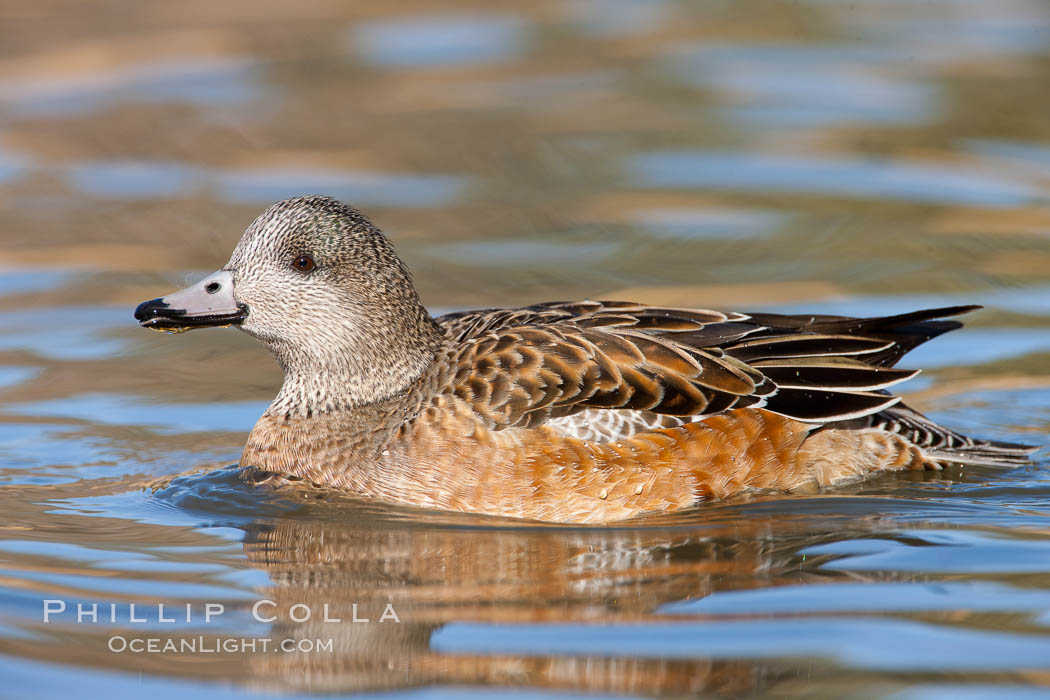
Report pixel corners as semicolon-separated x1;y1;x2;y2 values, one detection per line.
350;14;528;68
0;57;259;116
629;151;1041;207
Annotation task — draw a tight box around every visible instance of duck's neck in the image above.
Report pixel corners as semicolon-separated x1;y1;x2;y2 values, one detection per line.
263;315;445;419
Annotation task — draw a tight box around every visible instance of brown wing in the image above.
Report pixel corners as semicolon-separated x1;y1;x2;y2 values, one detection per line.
437;302;977;430
438;300;753;341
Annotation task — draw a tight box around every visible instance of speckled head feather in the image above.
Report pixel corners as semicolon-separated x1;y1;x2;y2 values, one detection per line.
226;195;442;416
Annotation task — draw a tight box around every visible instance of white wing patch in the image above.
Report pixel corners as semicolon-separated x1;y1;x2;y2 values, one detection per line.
545;409;692;442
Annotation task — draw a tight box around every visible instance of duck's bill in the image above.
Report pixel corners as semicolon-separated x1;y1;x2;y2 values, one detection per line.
134;270;248;333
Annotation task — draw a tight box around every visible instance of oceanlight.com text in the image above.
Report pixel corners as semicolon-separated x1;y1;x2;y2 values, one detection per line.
108;636;335;654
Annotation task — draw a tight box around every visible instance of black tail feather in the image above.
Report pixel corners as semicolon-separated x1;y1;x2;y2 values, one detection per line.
859;403;1038;467
743;305;980;368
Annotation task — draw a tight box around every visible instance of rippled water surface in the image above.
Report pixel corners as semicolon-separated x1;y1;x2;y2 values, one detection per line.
2;1;1050;698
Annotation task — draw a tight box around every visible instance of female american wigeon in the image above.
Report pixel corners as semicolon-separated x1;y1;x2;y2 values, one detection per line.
135;195;1033;523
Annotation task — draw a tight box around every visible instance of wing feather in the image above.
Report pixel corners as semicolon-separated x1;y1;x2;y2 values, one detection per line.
436;302;976;430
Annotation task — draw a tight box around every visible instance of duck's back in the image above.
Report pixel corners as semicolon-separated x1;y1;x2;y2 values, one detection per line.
372;301;1032;522
434;300;961;436
241;301;1033;523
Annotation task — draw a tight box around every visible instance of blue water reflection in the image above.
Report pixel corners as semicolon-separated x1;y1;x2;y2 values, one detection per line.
8;393;266;434
65;161;202;199
433;618;1050;671
661;580;1050;615
57;160;468;207
633;207;784;240
0;366;37;388
0;57;259;116
350;14;528;68
0;307;128;360
629;151;1041;206
803;530;1050;573
767;289;1050;318
0;268;76;296
667;43;939;127
214;167;468;208
566;0;670;37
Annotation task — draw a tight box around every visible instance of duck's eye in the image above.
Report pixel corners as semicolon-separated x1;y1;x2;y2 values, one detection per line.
292;255;316;273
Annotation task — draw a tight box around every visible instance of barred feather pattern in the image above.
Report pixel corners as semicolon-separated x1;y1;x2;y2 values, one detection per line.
239;300;1036;522
432;300;968;432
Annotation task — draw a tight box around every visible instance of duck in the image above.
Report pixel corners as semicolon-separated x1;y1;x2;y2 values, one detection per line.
134;195;1034;523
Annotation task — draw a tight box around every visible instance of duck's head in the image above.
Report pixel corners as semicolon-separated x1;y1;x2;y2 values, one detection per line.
135;195;442;412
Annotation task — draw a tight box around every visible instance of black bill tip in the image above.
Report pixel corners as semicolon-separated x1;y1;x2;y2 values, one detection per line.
134;297;171;323
134;297;248;332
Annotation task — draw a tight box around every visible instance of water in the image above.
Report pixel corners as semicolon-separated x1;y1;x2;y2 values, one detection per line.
1;1;1049;698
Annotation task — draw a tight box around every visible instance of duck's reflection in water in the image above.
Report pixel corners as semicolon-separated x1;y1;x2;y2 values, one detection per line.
238;504;861;695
